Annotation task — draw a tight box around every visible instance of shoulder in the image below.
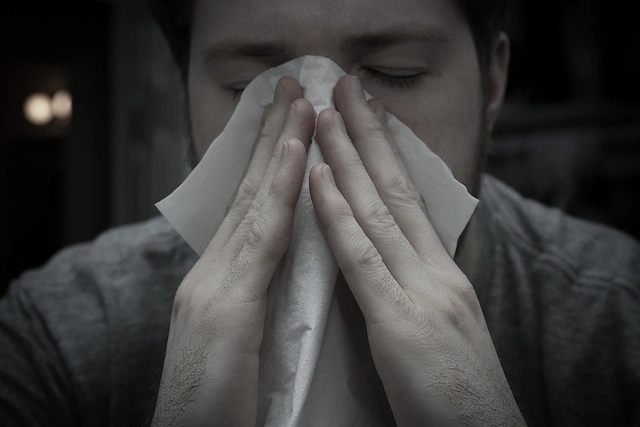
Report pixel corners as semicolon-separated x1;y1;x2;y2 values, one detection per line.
1;217;197;426
479;174;640;290
11;216;198;313
6;214;197;348
10;215;197;349
18;216;193;289
479;176;640;424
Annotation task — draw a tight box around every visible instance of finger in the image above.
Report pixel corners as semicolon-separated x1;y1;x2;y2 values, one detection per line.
315;109;425;288
367;99;429;219
252;96;316;203
309;163;411;324
204;77;304;259
229;96;315;253
225;102;274;214
334;75;447;262
368;99;433;234
231;138;307;301
230;77;303;214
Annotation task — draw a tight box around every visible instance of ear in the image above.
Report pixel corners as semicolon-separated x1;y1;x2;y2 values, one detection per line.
486;32;510;131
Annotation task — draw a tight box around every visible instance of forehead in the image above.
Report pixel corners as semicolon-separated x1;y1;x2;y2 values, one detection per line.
190;0;467;52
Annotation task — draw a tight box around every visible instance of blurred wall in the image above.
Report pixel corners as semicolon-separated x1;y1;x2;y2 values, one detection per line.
0;0;186;293
109;0;187;227
1;0;639;294
489;0;640;238
1;1;111;292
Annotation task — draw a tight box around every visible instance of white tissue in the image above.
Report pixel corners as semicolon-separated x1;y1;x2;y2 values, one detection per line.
156;55;478;426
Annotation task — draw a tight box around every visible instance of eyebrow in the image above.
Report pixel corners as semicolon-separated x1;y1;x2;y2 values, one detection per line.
201;27;450;63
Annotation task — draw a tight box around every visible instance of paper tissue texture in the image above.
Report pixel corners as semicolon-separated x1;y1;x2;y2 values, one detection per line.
156;55;478;426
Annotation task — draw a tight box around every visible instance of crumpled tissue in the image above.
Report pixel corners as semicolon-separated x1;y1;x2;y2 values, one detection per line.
156;55;478;426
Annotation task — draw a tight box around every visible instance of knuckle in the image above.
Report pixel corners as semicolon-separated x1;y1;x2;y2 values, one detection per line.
438;294;467;328
380;171;421;207
246;189;267;217
364;201;397;231
456;282;483;318
227;180;258;215
435;281;480;329
343;152;365;170
385;170;413;197
344;234;381;275
434;268;478;306
456;280;478;304
246;215;270;247
237;178;259;201
226;203;247;220
246;211;289;259
258;122;278;142
363;119;385;140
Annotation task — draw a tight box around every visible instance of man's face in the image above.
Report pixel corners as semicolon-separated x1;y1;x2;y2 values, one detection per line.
187;0;489;194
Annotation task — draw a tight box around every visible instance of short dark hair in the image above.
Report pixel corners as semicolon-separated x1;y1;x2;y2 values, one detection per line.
456;0;510;72
148;0;193;82
149;0;509;82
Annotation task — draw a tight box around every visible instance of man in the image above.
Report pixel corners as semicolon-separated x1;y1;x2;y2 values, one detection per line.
0;0;638;426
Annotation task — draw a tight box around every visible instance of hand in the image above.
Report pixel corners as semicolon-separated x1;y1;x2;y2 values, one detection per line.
309;75;526;426
152;77;316;426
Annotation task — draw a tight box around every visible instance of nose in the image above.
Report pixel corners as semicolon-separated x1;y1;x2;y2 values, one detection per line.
287;47;355;77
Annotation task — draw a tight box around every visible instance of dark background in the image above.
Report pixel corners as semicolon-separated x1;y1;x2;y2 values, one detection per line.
1;0;639;295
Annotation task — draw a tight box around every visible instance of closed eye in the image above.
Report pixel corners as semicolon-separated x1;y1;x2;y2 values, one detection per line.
362;68;425;90
230;67;425;98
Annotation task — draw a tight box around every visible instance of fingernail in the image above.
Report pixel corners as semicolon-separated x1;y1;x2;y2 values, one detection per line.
280;141;289;164
322;165;336;187
334;112;347;135
350;75;365;100
375;102;387;125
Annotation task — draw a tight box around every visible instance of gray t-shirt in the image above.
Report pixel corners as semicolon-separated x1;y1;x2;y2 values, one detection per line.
1;175;638;426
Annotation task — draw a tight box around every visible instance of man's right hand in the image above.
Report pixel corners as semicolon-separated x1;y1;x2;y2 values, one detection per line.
151;77;316;426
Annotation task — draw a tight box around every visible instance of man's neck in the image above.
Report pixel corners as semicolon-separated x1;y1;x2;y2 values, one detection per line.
454;214;478;284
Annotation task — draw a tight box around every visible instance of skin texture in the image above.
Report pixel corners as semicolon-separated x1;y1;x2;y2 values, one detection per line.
153;0;519;425
153;80;317;426
186;0;508;196
309;78;523;425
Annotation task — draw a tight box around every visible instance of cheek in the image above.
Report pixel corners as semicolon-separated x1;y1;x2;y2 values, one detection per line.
188;70;237;161
382;75;483;190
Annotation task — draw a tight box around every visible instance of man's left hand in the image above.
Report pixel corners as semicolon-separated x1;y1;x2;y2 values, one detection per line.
309;74;526;426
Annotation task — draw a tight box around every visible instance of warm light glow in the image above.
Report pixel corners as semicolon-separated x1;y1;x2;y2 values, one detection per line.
24;93;53;125
51;90;72;120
